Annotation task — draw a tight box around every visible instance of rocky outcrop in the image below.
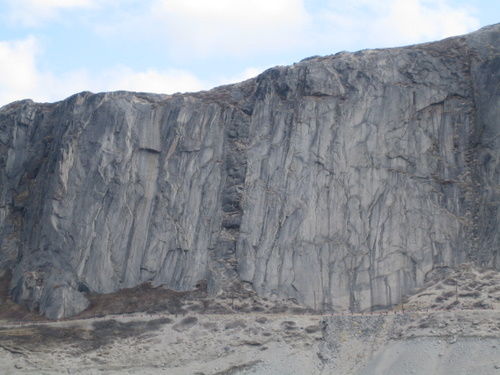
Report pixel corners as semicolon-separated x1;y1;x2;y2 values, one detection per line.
0;24;498;318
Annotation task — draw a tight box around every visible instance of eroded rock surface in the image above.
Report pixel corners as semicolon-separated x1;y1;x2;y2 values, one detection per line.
0;24;498;318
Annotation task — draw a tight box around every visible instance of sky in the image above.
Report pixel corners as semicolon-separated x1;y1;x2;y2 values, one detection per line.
0;0;498;106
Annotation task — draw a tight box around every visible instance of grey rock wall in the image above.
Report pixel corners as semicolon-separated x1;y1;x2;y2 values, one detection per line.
0;24;498;318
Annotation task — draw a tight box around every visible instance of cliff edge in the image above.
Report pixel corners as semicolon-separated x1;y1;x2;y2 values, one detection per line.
0;24;498;319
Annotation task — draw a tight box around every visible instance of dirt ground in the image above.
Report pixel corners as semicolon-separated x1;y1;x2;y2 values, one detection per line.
0;265;499;374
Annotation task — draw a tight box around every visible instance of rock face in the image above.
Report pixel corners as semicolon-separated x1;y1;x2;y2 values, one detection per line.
0;24;498;319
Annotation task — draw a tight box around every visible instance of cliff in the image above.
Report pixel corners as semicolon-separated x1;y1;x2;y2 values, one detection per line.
0;24;498;319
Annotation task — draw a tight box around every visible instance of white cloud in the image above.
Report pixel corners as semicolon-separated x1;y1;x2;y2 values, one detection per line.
152;0;310;56
27;0;94;8
0;37;40;105
90;0;478;60
0;37;264;106
104;67;206;94
230;67;263;82
214;67;264;86
370;0;479;45
0;37;97;105
0;0;480;106
321;0;479;49
6;0;96;26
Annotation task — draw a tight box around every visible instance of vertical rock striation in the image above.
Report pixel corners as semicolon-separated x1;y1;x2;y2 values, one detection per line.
0;24;498;318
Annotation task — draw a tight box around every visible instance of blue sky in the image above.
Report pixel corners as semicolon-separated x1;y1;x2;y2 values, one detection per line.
0;0;498;105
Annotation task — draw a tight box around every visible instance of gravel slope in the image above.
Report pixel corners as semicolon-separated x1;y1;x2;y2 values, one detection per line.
0;309;498;374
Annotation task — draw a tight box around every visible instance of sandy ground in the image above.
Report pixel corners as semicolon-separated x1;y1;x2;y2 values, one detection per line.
358;337;500;375
0;309;498;374
0;264;499;374
0;313;324;374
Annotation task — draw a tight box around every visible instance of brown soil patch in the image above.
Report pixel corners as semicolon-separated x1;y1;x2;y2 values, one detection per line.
0;318;172;353
74;283;193;320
